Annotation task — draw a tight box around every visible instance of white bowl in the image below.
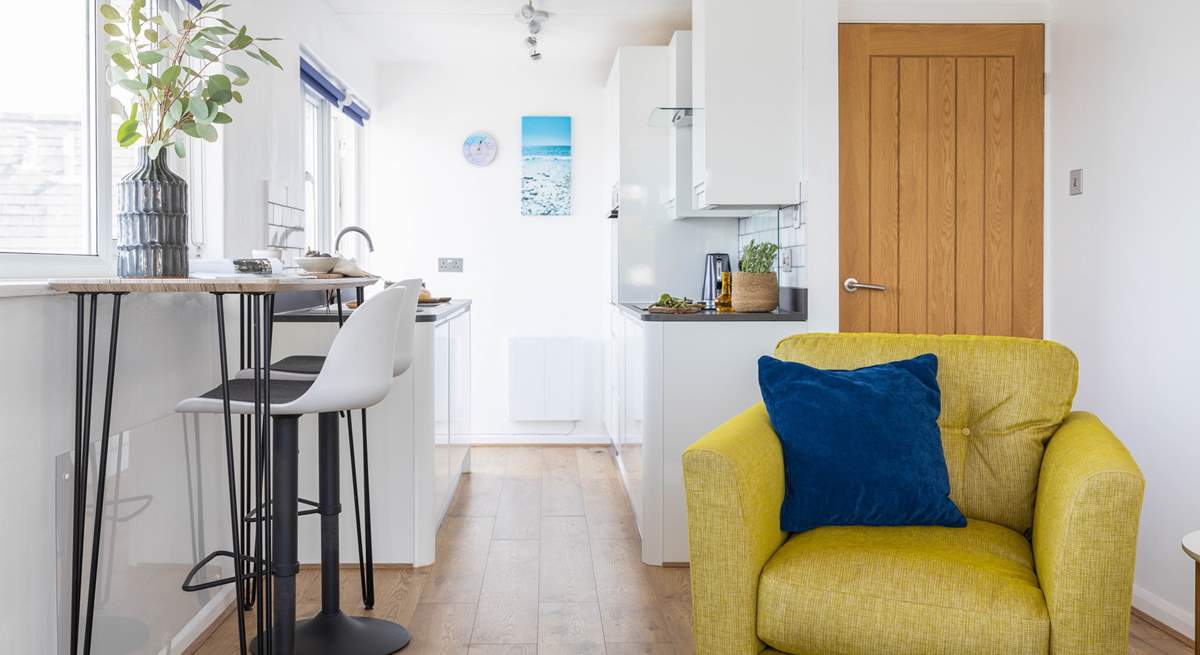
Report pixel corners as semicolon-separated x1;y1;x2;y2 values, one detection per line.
295;256;338;273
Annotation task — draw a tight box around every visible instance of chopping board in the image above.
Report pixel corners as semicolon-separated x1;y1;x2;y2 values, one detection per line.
296;272;345;279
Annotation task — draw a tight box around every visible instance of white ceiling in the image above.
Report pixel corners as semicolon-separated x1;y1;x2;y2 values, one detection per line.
326;0;691;68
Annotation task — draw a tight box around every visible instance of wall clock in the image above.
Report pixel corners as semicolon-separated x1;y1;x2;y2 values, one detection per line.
463;132;498;166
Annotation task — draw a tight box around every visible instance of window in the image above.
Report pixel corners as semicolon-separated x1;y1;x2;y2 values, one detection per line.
0;1;103;263
298;55;370;261
0;0;209;276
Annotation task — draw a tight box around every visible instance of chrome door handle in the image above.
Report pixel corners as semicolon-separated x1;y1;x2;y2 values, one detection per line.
843;277;887;293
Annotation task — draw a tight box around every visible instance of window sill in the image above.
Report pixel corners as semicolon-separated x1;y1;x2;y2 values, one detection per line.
0;280;58;299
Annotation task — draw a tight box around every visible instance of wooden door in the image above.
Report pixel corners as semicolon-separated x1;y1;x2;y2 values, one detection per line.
839;24;1044;337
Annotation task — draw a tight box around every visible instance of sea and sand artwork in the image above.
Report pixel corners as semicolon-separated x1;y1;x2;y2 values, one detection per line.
521;115;572;216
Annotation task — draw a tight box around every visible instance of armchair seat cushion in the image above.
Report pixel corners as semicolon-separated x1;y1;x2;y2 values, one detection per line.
757;519;1049;655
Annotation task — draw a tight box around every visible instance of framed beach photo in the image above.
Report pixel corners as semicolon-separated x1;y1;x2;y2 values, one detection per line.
521;116;572;216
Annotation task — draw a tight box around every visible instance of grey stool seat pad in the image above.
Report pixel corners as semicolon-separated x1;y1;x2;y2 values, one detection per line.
199;379;313;405
270;355;326;376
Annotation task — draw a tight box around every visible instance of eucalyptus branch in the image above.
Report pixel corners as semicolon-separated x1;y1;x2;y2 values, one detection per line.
101;0;282;160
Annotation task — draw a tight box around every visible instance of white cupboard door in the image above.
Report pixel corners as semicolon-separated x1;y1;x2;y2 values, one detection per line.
620;315;646;531
448;312;471;476
433;321;451;515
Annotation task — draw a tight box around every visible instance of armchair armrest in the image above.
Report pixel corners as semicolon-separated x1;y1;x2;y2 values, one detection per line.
683;403;788;655
1032;411;1145;655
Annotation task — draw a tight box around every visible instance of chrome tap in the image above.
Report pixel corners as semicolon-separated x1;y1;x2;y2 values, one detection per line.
335;225;375;253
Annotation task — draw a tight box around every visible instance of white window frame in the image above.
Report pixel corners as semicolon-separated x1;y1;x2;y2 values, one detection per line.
331;111;367;263
0;1;113;279
302;87;334;254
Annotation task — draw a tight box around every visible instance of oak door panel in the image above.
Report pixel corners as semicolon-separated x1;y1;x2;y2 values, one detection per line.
839;24;1044;338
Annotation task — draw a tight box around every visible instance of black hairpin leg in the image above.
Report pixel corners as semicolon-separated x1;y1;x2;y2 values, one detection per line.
336;288;375;609
213;294;250;655
67;292;124;655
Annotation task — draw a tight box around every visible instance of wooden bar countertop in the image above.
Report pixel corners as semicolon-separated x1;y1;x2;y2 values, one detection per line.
47;276;380;294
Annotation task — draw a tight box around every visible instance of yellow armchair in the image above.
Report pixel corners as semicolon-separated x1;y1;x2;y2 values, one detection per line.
683;334;1144;655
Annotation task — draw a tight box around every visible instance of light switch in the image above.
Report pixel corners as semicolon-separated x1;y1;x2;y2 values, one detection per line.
1069;169;1083;196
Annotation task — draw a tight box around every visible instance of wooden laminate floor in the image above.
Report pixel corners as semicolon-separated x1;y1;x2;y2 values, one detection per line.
191;446;1189;655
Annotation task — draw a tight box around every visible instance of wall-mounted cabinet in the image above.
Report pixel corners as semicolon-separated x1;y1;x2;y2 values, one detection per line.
692;0;804;209
664;31;747;220
605;45;740;302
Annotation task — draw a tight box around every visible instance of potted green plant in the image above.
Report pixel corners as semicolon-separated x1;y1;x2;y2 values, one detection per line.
733;239;780;312
101;0;281;277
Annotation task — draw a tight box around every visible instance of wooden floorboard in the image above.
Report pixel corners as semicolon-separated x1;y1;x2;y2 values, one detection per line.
189;446;1192;654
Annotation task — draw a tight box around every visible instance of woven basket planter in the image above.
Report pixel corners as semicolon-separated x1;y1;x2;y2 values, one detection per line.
731;271;779;312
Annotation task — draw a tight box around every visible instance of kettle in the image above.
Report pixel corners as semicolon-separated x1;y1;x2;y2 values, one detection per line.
701;253;732;310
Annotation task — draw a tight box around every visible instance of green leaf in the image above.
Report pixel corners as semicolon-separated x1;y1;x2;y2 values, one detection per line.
148;141;163;160
109;97;127;119
160;65;182;86
137;51;164;65
143;28;159;42
209;88;233;104
100;4;121;20
119;132;143;147
256;48;282;69
117;78;147;91
229;34;253;50
129;102;138;122
110;52;134;71
208;73;231;90
212;112;233;124
166;99;184;124
104;41;128;55
117;116;138;144
184;42;210;60
180;121;201;138
231;90;243;103
174;140;187;158
197;122;219;142
102;23;123;37
188;94;210;122
224;63;249;85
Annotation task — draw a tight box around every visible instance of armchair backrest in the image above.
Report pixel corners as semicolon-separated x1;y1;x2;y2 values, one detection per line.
773;332;1078;536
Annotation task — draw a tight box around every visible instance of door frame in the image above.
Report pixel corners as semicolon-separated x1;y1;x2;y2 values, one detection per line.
837;22;1046;337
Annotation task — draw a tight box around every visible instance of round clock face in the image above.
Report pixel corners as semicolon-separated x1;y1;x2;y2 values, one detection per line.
463;132;498;166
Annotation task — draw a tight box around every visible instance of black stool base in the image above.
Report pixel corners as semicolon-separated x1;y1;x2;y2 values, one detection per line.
250;611;411;655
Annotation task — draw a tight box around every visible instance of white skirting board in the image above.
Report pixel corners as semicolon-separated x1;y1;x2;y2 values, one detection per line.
1133;584;1194;640
466;433;610;445
508;337;585;421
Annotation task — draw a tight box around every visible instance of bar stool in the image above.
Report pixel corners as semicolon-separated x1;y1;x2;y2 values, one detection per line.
236;278;421;609
177;283;416;655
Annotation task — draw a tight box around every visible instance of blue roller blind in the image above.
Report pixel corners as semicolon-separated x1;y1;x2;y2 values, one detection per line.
185;0;202;8
342;102;370;126
300;58;346;107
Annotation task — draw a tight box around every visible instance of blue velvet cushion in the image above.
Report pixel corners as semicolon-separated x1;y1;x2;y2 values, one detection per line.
757;353;966;534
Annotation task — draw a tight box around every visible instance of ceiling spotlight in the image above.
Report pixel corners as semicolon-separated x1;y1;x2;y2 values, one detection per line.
530;50;542;62
515;2;548;23
525;36;538;48
526;20;542;35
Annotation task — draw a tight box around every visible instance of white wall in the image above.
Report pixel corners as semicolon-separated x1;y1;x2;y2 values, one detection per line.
0;292;234;654
1046;0;1200;637
222;0;379;259
368;60;610;440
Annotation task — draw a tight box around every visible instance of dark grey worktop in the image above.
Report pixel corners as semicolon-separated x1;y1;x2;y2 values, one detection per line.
275;299;471;324
618;301;806;322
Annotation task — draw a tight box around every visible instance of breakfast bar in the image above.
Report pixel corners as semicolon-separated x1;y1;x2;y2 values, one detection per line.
48;276;379;655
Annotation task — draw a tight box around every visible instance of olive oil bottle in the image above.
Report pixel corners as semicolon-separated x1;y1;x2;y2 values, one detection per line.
716;271;733;313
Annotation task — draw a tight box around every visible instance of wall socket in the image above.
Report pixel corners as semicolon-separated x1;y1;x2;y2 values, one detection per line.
438;257;464;273
780;248;793;272
1069;169;1083;196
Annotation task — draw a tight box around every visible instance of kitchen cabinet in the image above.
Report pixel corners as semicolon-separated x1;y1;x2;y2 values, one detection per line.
607;303;806;565
665;31;746;220
692;0;804;208
604;46;740;302
273;300;472;566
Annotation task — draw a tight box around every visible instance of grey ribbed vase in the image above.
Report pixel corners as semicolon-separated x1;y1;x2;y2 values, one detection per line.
116;146;188;278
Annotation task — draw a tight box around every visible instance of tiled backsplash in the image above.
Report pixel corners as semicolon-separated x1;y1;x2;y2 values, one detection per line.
737;205;806;288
